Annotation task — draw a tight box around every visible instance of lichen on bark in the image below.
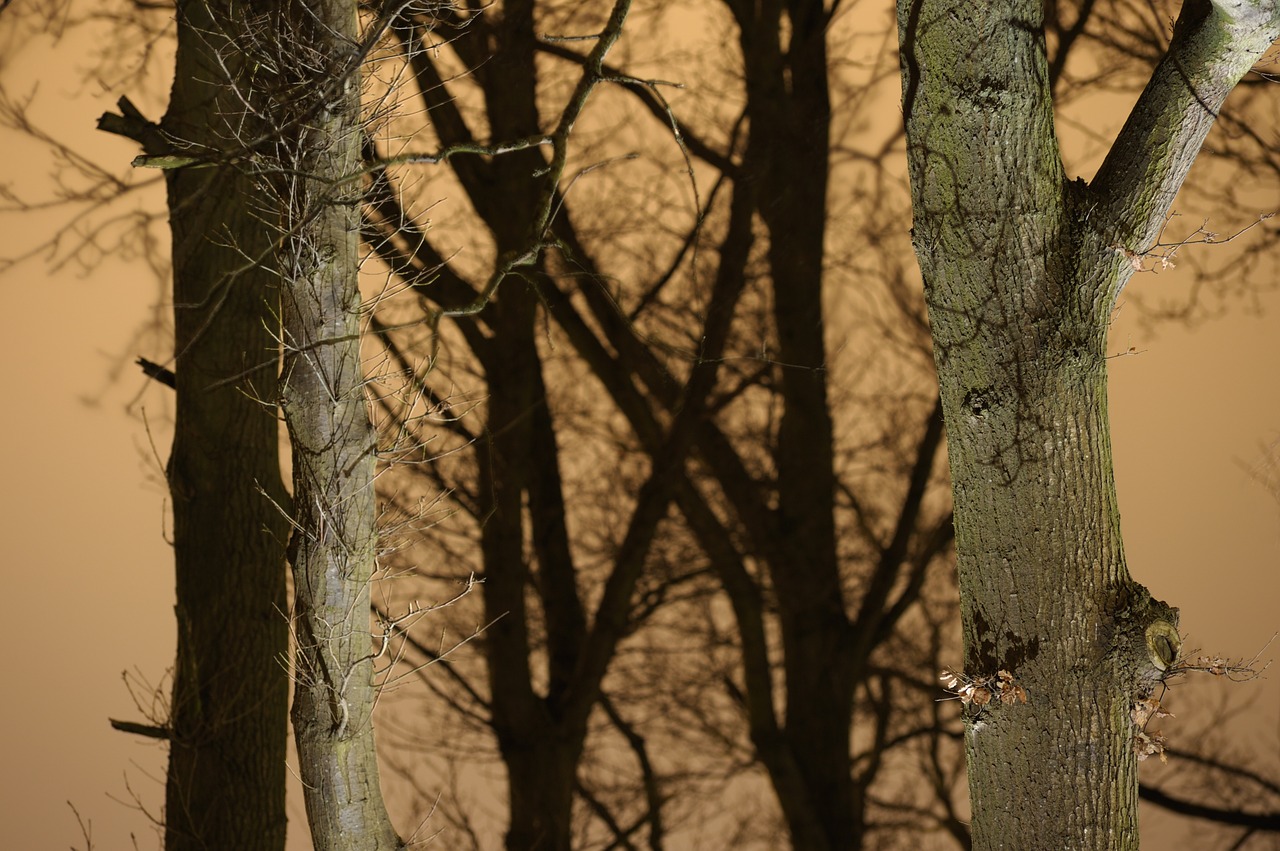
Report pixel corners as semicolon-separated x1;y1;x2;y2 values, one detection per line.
896;0;1279;847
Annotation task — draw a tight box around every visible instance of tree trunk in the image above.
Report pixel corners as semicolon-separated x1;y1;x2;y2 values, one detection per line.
896;0;1280;847
459;4;584;848
391;3;644;846
734;1;860;846
273;1;400;847
159;2;291;847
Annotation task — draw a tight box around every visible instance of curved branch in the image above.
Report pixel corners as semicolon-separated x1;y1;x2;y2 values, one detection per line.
535;39;738;176
1139;784;1280;831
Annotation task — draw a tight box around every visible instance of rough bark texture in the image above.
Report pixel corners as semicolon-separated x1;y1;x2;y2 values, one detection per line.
274;0;401;847
896;0;1280;848
156;1;291;847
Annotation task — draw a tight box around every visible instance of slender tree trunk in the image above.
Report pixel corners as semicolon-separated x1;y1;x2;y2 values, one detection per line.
734;1;860;847
896;0;1280;847
458;4;583;848
479;284;568;851
272;1;400;847
392;3;642;845
141;1;291;847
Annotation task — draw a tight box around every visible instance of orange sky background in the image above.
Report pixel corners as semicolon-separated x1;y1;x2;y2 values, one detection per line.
1;10;1278;850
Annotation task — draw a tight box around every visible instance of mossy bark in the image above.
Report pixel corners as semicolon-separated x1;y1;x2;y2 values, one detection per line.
273;0;401;848
896;0;1279;847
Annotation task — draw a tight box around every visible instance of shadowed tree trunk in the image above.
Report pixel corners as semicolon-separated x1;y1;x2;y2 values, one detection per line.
460;6;574;848
733;1;855;846
380;3;653;847
896;0;1280;847
101;0;293;847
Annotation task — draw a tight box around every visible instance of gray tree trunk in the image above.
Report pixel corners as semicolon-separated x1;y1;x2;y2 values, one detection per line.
272;0;400;848
896;1;1280;848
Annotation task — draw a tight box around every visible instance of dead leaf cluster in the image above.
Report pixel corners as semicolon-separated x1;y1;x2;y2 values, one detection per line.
1172;655;1255;679
1133;727;1169;763
1130;695;1175;763
939;668;1028;710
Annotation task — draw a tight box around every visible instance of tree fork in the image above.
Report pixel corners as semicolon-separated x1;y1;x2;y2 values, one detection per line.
897;0;1280;847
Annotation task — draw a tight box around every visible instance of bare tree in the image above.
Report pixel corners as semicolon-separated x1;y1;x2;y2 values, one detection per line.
4;1;1279;849
265;1;404;846
96;0;425;845
360;2;958;848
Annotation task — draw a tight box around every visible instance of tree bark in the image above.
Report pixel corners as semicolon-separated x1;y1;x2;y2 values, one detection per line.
139;1;292;847
273;1;401;847
896;1;1280;848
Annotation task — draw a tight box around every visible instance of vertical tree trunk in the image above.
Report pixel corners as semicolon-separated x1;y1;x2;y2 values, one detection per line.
273;1;400;847
896;0;1279;847
389;4;640;845
734;1;859;846
158;2;291;847
461;4;579;848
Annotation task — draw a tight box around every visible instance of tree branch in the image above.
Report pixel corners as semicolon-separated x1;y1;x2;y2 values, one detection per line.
1139;784;1280;831
1091;0;1280;255
535;39;738;176
109;718;170;740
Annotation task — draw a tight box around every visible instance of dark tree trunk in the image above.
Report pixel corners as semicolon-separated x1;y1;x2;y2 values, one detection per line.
733;1;861;846
461;5;585;849
157;1;291;847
